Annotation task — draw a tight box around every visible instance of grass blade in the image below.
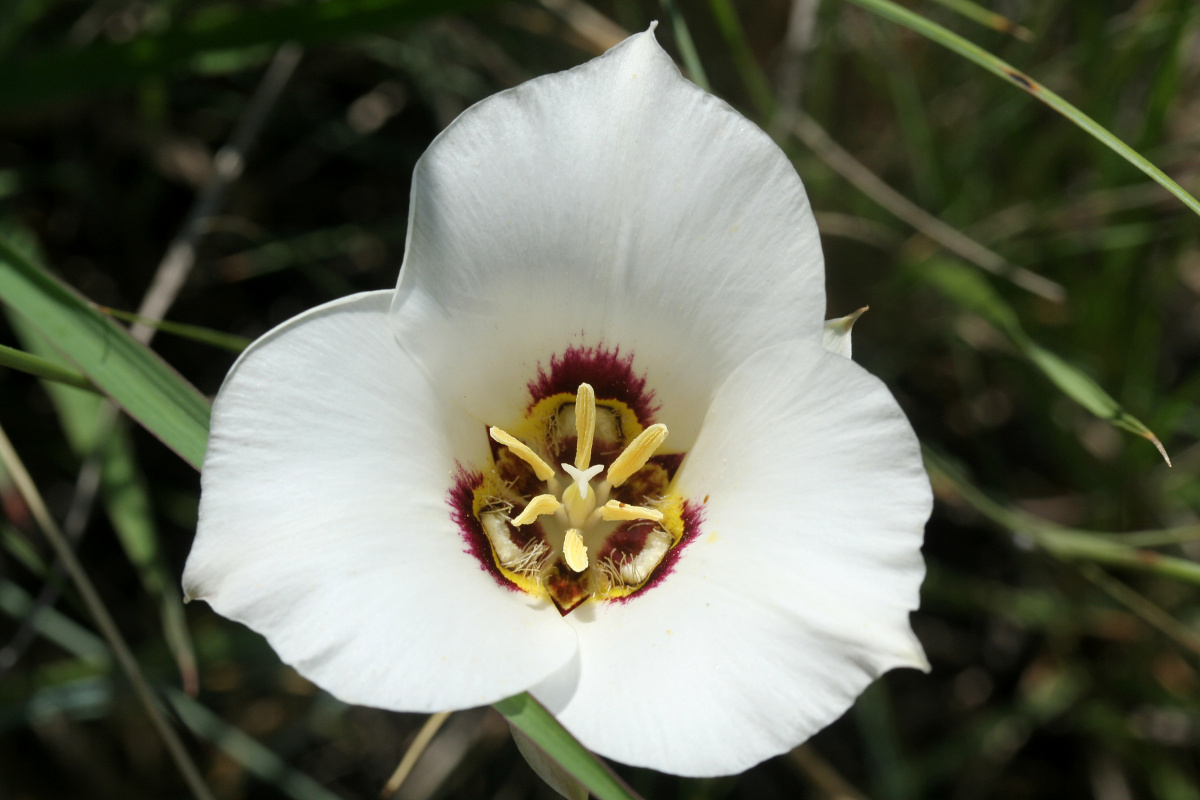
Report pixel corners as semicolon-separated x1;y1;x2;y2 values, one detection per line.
0;342;95;391
12;316;198;692
842;0;1200;218
100;308;250;354
915;257;1169;463
493;693;643;800
0;236;210;470
925;0;1033;41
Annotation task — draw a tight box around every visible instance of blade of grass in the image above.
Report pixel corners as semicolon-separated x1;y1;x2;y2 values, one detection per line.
841;0;1200;218
794;113;1065;301
660;0;710;90
925;0;1033;41
0;342;96;392
13;316;198;693
99;308;250;353
166;688;345;800
706;0;775;117
0;0;496;112
924;447;1200;585
0;577;338;800
0;422;214;800
915;257;1168;463
0;236;210;470
493;693;644;800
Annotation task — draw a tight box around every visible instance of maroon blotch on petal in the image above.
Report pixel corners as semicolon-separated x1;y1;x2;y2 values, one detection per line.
527;344;660;425
447;465;516;592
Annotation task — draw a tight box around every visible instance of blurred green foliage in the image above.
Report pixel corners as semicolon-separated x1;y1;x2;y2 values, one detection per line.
1;0;1198;798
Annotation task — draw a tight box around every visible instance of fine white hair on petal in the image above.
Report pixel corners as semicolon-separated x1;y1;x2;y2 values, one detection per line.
185;291;578;712
391;29;825;448
540;337;929;776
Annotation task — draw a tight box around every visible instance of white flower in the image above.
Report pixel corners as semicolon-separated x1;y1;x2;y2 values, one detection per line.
183;30;931;777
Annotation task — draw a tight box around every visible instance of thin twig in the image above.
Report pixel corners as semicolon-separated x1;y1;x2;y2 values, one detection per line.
0;422;215;800
538;0;629;54
791;111;1066;302
131;41;304;344
1078;564;1200;658
771;0;822;138
380;711;453;799
788;743;871;800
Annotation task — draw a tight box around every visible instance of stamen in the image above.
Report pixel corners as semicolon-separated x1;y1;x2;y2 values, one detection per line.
489;427;555;482
598;500;664;522
563;528;588;572
512;494;562;526
606;423;668;487
574;383;596;470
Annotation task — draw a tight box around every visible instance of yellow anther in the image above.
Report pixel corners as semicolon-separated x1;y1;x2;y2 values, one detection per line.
489;427;555;482
574;383;596;470
606;423;668;488
563;528;588;573
599;500;664;523
512;494;562;526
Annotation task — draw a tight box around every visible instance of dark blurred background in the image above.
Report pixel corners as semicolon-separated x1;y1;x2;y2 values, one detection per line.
1;0;1198;798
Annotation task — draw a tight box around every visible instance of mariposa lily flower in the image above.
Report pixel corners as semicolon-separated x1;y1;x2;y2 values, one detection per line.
183;30;931;777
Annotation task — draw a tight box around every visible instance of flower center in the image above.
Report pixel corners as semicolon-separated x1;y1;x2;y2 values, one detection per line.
467;382;688;614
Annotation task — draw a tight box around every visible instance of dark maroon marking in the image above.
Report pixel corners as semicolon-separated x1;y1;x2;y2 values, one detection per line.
650;452;685;482
595;520;653;565
447;465;516;592
527;344;659;426
545;560;590;615
612;499;705;604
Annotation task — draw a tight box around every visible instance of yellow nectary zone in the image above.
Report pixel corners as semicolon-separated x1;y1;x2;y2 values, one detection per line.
593;494;686;601
516;393;645;463
471;474;549;599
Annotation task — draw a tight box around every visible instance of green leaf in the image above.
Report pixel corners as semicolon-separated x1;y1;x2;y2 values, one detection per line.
493;693;643;800
916;258;1169;463
0;0;495;112
842;0;1200;219
0;235;210;470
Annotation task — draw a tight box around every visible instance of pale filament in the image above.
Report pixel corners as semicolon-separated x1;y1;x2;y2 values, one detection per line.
574;383;596;470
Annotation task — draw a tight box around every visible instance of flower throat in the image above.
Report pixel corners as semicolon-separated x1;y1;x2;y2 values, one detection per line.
457;377;691;614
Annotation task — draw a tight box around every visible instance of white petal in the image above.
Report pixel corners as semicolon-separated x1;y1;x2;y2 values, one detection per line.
821;307;868;359
391;30;824;446
539;337;929;776
184;291;576;711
